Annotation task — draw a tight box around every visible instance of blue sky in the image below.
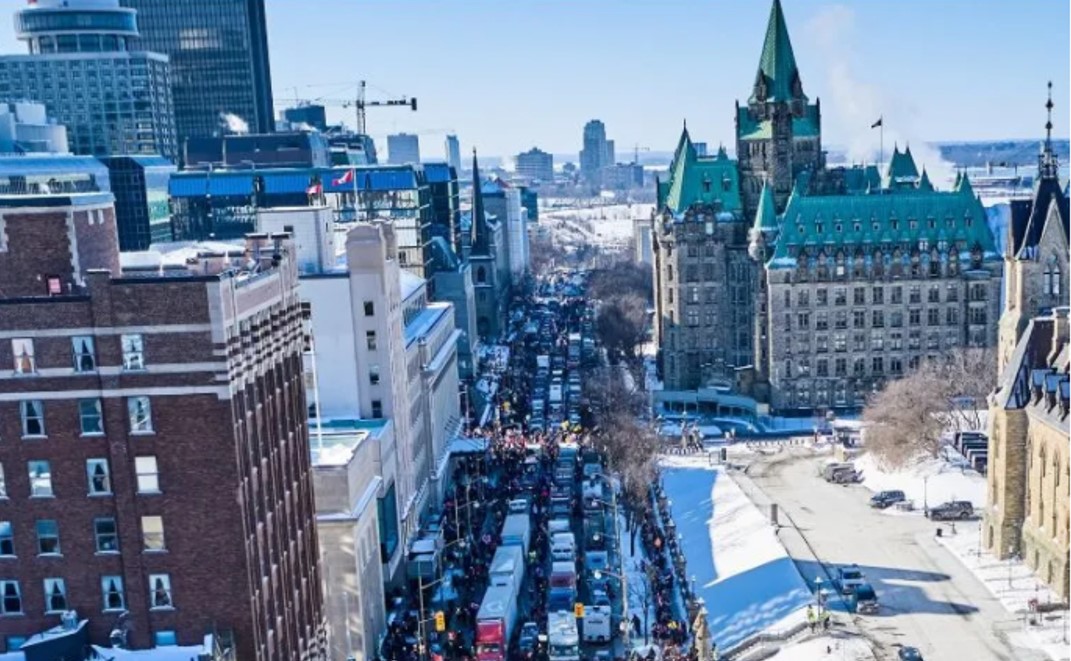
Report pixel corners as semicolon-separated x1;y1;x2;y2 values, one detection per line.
2;1;1067;159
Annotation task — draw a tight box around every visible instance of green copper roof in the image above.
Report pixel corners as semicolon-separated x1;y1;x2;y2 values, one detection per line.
750;0;804;104
754;179;778;231
661;128;743;215
884;145;920;188
956;171;975;197
843;165;882;194
737;104;820;141
918;168;934;192
768;185;999;268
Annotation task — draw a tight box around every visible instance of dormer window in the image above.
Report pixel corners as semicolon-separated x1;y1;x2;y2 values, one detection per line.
702;177;712;193
853;223;861;232
891;220;900;231
816;223;824;234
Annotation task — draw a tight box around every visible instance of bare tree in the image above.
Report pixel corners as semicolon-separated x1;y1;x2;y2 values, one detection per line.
862;348;997;468
596;294;648;363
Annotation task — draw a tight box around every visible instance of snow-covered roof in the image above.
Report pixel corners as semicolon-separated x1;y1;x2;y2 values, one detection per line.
399;268;425;302
90;644;208;660
309;418;389;467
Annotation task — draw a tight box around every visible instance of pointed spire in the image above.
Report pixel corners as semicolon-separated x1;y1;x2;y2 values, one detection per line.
957;171;975;198
753;178;778;232
471;148;488;252
669;125;697;175
918;167;933;192
1039;80;1060;180
751;0;804;104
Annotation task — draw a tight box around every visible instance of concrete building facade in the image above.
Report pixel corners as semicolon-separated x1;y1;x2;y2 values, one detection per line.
515;147;554;184
0;101;68;154
387;133;420;166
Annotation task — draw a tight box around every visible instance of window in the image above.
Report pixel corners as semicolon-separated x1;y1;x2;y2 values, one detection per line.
853;333;866;351
909;309;921;326
0;522;12;556
155;632;178;646
28;461;52;497
135;456;159;493
363;301;375;316
816;289;828;306
872;287;884;304
141;516;165;551
853;358;866;376
377;484;399;562
0;463;4;498
909;285;921;304
79;398;104;435
0;581;21;615
797;313;810;329
908;330;921;350
946;308;959;326
816;359;829;377
872;357;884;374
816;312;828;331
121;334;144;370
871;310;884;328
36;520;59;555
871;332;885;351
149;574;172;609
891;287;902;304
128;396;153;433
816;336;829;353
20;400;45;437
833;333;847;352
946;284;959;302
890;332;903;351
834;288;847;306
853;310;866;329
928;286;940;303
927;308;940;326
365;331;377;351
87;459;111;495
834;311;847;329
369;365;381;386
72;336;95;372
835;358;847;376
12;339;35;374
43;578;67;613
101;576;125;611
798;291;810;306
969;307;987;325
371;400;383;419
854;287;865;305
784;290;791;308
94;518;118;553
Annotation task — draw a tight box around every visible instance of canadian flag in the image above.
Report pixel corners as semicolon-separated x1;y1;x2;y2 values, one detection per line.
306;182;322;196
332;169;354;186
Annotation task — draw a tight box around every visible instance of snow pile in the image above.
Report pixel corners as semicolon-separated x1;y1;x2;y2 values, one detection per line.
540;202;654;250
936;521;1070;661
763;633;876;660
855;449;985;510
661;466;812;651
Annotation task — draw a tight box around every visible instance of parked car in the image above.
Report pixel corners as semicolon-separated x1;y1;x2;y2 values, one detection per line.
836;565;866;595
870;490;906;509
927;500;974;520
898;646;924;660
853;583;879;614
830;467;861;484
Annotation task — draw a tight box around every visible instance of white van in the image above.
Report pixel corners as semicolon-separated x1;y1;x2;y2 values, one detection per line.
551;532;576;562
549;518;571;536
581;604;612;643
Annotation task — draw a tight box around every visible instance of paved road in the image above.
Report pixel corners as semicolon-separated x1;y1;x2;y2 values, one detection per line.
739;446;1044;661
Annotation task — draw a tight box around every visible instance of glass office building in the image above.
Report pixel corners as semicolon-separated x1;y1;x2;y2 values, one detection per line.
120;0;275;146
0;0;176;159
100;155;176;250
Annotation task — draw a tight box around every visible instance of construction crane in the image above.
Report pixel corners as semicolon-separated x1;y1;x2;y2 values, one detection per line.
276;80;416;135
629;144;651;164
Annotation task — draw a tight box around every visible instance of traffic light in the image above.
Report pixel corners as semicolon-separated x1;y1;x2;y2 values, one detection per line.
434;611;446;632
574;603;585;619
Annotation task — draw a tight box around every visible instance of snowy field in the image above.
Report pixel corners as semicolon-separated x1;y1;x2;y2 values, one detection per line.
764;633;875;661
539;202;654;250
854;448;986;512
660;459;812;651
936;521;1070;661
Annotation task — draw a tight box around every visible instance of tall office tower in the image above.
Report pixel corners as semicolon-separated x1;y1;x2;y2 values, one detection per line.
0;0;176;158
388;132;421;165
580;119;610;183
445;134;462;172
120;0;275;145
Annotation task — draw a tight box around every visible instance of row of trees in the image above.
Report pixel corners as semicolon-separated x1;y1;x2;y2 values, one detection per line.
589;260;652;364
862;348;995;468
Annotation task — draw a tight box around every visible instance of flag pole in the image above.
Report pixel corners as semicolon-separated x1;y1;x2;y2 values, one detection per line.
879;115;884;174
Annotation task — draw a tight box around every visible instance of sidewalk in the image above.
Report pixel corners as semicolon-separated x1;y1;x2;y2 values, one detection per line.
934;520;1070;661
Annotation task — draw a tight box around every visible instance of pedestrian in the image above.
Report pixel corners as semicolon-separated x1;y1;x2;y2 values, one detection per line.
821;609;831;631
632;613;641;634
806;605;816;633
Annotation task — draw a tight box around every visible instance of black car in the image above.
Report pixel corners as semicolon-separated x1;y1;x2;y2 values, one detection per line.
870;490;906;509
927;500;974;520
898;646;924;660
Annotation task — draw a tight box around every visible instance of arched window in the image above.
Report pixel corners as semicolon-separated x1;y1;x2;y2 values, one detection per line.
1044;258;1061;297
476;266;487;284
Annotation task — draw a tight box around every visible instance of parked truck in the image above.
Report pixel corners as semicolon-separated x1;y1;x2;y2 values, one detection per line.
581;604;612;643
476;584;520;661
489;545;525;589
548;610;580;661
500;513;532;555
548;561;578;611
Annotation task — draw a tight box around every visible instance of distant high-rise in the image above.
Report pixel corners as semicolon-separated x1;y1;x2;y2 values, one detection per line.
283;104;328;132
0;0;176;158
445;134;462;171
388;132;421;165
120;0;275;146
515;147;554;183
580;119;611;183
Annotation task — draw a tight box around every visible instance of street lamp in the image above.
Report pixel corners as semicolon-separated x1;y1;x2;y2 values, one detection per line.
416;571;454;661
814;576;826;618
589;473;630;652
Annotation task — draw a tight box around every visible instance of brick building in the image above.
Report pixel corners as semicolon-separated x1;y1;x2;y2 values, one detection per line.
0;192;327;659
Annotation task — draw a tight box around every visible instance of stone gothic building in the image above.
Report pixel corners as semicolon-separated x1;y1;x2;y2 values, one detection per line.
651;0;1003;414
984;98;1069;600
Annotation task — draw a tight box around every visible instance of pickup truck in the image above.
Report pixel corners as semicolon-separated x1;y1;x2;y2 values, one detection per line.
836;565;866;595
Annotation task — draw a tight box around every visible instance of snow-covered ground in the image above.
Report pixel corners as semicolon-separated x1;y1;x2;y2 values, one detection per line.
854;448;986;512
659;458;813;651
936;521;1070;661
539;202;654;250
763;633;876;661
